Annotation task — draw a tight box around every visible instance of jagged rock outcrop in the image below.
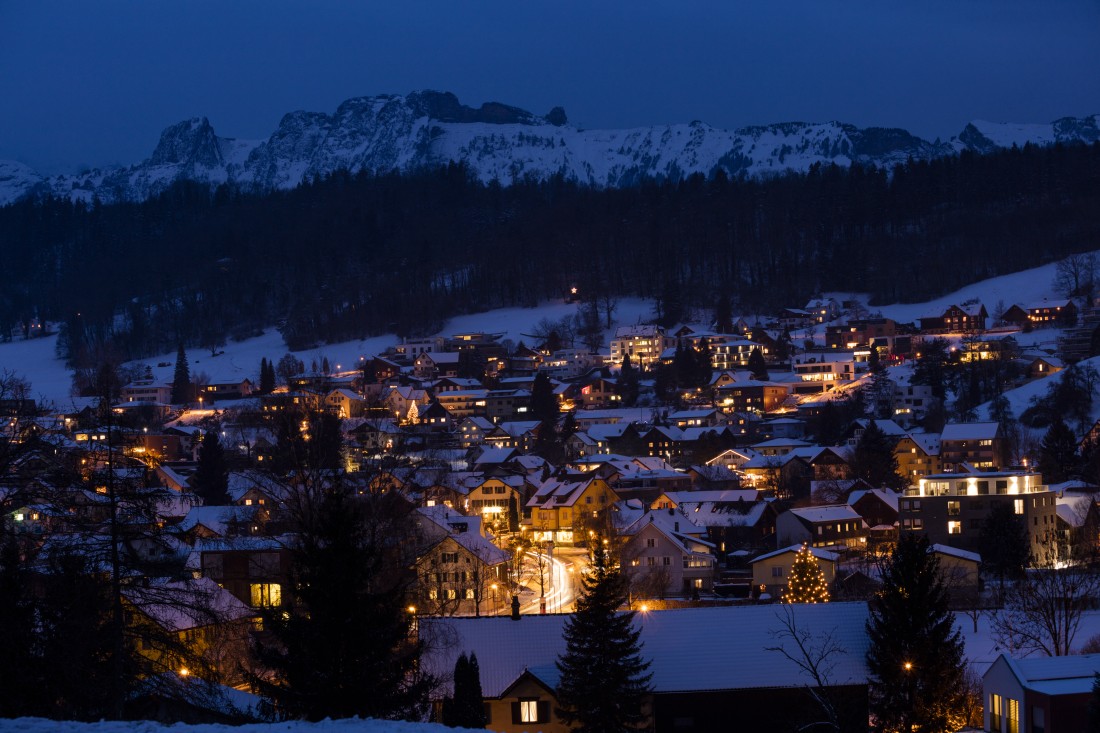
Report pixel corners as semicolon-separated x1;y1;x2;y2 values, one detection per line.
1;91;1095;205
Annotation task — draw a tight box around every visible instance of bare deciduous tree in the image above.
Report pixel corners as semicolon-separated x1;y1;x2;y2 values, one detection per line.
1054;252;1097;300
991;560;1100;656
765;604;848;732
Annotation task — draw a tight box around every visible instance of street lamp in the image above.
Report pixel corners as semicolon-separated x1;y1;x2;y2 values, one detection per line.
490;584;499;616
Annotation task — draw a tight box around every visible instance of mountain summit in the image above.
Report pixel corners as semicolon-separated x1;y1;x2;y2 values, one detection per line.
2;92;1096;205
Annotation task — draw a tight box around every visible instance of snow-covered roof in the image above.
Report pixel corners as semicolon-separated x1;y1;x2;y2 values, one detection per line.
997;652;1100;696
175;505;257;536
123;577;254;631
788;505;862;524
422;603;870;697
941;422;999;441
848;488;900;512
929;544;981;564
752;543;840;564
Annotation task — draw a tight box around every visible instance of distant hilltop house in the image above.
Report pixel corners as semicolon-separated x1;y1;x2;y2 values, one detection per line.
918;303;987;334
1001;299;1077;328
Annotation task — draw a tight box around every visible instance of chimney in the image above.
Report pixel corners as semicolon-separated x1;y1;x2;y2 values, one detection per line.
511;595;521;620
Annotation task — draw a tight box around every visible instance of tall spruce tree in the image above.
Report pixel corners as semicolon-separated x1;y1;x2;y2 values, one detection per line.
259;357;276;394
192;430;231;505
618;354;640;406
852;420;906;490
171;344;191;404
556;539;652;733
781;544;830;603
748;346;769;381
866;534;967;733
1037;415;1080;484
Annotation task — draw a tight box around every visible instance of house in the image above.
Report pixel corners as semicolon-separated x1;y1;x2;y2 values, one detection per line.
804;297;840;324
421;603;871;733
928;544;981;602
919;303;988;333
458;416;496;449
324;388;367;418
185;536;291;610
414;351;462;380
198;378;254;403
414;506;510;617
619;508;717;597
1028;355;1065;379
467;475;527;533
983;653;1100;733
775;505;866;551
940;422;1004;471
825;318;897;349
610;324;671;368
715;379;789;414
751;544;839;597
791;352;856;394
434;389;491;420
675;496;779;554
1003;299;1078;328
898;470;1057;558
383;385;430;423
526;477;618;544
121;379;173;404
895;433;942;480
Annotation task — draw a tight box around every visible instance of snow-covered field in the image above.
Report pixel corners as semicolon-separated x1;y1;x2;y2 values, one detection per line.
0;247;1092;411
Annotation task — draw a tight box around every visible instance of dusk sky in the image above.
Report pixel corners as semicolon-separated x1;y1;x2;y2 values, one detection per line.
2;1;1098;173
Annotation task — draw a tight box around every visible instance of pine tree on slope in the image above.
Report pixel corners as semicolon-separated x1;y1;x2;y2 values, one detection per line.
171;344;191;404
192;430;230;505
556;539;652;733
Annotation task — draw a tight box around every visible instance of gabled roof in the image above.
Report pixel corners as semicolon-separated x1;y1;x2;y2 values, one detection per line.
994;652;1100;696
929;544;981;564
175;505;257;537
848;488;900;513
941;422;999;441
123;577;254;631
787;504;862;525
752;543;840;564
423;603;870;698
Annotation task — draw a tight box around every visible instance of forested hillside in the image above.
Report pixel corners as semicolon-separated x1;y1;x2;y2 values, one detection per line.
1;142;1098;372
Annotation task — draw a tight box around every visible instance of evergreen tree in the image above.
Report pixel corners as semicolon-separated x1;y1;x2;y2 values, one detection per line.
556;540;652;733
171;344;191;404
252;486;432;720
618;354;640;406
714;291;733;334
442;652;486;728
748;346;769;381
192;430;231;505
851;420;906;490
911;338;952;400
507;495;520;533
0;535;42;716
781;545;830;603
866;534;967;733
259;357;276;394
868;344;882;374
531;372;561;460
1037;415;1080;484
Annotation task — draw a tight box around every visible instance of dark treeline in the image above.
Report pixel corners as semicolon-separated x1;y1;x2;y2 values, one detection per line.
1;141;1099;365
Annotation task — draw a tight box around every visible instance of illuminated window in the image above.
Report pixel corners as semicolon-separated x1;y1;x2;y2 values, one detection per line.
948;521;962;535
250;583;282;607
1014;499;1024;515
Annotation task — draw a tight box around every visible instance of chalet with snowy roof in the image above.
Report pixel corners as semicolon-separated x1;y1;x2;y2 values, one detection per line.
1055;492;1100;559
322;388;367;418
667;408;724;428
198;378;254;403
1002;298;1077;328
414;505;509;617
458;415;496;448
940;422;1004;471
467;475;528;530
610;324;671;368
173;505;265;542
484;420;541;452
568;376;619;410
899;469;1056;558
791;351;856;394
620;508;716;597
983;653;1100;733
683;496;779;554
421;603;871;733
413;351;462;380
526;476;618;544
740;451;814;496
775;504;866;550
895;432;942;480
777;307;815;329
382;385;429;423
347;417;403;454
415;400;454;431
751;544;839;597
805;297;840;324
705;447;758;471
1028;354;1065;379
685;463;742;490
918;303;988;333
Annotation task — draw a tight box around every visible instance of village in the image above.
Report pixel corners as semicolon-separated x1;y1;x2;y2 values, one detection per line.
4;283;1100;732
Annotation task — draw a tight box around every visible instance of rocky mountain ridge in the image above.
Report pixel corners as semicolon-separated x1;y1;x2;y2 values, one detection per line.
3;90;1097;205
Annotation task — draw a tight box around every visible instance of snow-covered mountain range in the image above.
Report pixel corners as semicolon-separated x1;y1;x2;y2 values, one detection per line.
3;91;1098;205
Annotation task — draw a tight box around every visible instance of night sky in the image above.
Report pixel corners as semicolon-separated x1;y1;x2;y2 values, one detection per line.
2;1;1098;173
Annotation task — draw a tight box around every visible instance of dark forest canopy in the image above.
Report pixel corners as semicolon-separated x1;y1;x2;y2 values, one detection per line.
1;142;1098;367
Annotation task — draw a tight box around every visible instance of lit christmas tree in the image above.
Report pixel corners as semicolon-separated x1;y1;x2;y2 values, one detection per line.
781;544;830;603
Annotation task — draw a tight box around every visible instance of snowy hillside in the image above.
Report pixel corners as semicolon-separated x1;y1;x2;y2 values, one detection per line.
1;91;1095;205
0;719;466;733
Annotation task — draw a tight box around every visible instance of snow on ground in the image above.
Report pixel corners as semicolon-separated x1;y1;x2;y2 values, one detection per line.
0;719;469;733
973;353;1100;426
0;299;656;408
956;609;1100;678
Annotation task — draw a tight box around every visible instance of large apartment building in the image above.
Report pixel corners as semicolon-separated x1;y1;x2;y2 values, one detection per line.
898;470;1058;560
